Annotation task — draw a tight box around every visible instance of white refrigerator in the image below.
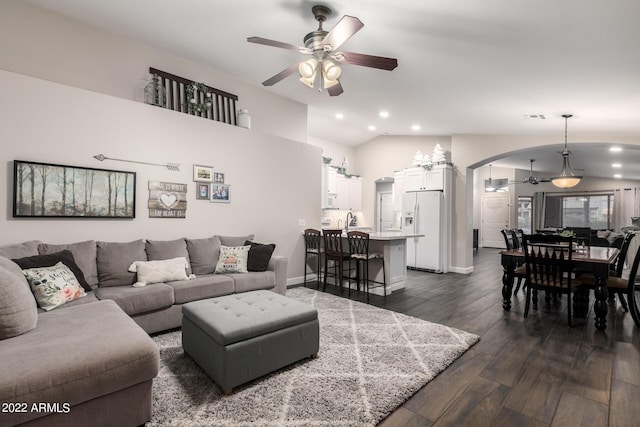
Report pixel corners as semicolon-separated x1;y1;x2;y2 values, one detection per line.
402;190;444;272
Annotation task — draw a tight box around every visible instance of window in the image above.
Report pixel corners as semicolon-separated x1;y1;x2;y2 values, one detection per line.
517;196;532;233
544;194;613;230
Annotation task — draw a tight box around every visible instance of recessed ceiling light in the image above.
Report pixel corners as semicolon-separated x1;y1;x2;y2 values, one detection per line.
612;163;622;168
609;147;622;152
368;125;376;131
411;124;421;131
335;113;344;120
614;174;622;179
379;111;389;118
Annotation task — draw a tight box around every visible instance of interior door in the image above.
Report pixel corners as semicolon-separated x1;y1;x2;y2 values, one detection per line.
482;195;510;248
378;192;394;231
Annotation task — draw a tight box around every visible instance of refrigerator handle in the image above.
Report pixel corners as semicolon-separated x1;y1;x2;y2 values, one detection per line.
414;202;418;234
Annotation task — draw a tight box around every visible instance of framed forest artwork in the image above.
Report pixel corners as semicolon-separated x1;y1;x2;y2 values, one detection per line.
13;160;136;218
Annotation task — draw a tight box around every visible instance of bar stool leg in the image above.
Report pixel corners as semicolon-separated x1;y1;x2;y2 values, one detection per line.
303;254;308;288
317;253;321;290
382;258;387;298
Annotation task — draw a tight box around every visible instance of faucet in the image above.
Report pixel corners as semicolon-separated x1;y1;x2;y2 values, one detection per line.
346;211;354;234
338;218;343;230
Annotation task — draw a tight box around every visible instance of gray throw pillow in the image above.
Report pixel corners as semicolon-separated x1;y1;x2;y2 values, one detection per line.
217;235;255;247
186;236;221;275
96;240;147;287
145;239;192;275
38;240;98;287
0;258;38;340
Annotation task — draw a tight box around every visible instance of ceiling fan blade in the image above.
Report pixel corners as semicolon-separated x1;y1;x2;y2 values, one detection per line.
321;15;364;51
327;81;344;97
247;37;310;54
332;51;398;70
261;63;300;86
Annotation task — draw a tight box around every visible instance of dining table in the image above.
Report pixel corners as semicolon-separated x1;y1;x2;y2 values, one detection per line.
500;246;619;330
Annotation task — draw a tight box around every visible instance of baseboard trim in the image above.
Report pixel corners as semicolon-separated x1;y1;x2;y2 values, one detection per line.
287;275;315;288
449;266;474;274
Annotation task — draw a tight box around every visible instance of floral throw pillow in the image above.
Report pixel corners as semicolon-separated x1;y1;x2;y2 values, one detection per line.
215;245;250;274
22;262;86;311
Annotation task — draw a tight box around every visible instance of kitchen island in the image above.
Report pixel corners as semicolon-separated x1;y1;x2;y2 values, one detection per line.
363;232;424;295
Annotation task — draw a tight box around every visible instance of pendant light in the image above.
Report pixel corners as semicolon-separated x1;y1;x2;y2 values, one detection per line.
485;164;496;192
551;114;582;189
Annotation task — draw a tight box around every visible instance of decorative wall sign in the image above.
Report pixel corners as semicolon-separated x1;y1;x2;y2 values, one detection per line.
213;172;225;183
193;164;213;182
196;183;210;200
148;181;187;218
13;160;136;218
211;184;231;203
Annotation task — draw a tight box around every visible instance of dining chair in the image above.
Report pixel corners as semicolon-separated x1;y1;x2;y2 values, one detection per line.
322;229;352;293
579;232;636;311
303;228;323;289
522;234;582;326
606;237;640;327
501;229;526;295
347;231;386;302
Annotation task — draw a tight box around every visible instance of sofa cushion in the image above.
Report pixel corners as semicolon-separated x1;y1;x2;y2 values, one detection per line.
0;240;41;259
38;291;100;313
22;262;87;311
145;238;192;275
13;250;92;291
97;240;147;287
230;270;277;293
245;240;276;272
95;283;174;316
186;236;221;275
167;274;235;304
38;240;98;288
217;234;255;247
0;258;37;340
129;257;189;286
0;300;159;426
215;245;250;274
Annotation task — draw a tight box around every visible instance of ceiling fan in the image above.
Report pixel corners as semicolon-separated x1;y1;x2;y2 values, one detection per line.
247;5;398;96
510;159;551;185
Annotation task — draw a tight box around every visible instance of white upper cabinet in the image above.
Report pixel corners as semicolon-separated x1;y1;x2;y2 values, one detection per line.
403;167;444;191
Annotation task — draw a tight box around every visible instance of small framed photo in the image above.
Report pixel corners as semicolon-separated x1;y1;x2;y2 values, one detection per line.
196;183;210;200
210;184;231;203
193;164;213;182
213;172;225;183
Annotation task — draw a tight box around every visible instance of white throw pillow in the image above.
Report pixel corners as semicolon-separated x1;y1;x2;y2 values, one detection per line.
22;262;86;311
128;257;189;286
215;245;250;273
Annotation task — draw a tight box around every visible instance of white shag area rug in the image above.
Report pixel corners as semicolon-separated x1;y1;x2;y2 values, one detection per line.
149;287;479;426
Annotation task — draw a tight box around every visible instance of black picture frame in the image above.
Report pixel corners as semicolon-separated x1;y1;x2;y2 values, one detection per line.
13;160;136;218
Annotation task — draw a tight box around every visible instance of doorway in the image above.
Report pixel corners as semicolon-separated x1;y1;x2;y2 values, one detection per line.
375;178;394;232
481;194;510;248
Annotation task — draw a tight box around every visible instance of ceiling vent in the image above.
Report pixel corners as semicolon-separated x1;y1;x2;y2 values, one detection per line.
524;114;546;120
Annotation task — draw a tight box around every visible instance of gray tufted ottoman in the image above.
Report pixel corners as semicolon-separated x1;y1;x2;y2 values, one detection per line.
181;290;319;394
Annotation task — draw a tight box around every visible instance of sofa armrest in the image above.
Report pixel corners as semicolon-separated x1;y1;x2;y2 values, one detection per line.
268;255;288;295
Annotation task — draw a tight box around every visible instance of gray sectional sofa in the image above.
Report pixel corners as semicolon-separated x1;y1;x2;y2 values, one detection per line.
0;234;287;427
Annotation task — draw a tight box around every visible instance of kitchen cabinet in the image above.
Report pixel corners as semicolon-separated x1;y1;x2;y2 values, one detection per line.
335;175;362;211
403;167;444;191
392;171;405;211
321;164;339;209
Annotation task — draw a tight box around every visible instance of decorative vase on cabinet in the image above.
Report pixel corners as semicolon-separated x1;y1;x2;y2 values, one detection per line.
237;109;251;129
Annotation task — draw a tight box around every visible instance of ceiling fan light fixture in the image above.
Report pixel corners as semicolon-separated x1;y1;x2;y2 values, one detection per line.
323;60;341;81
298;58;318;79
551;114;582;189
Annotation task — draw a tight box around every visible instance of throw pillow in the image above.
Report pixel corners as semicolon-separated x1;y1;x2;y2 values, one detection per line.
12;250;92;291
128;257;189;286
245;240;276;272
215;245;250;274
22;262;86;311
0;258;38;340
145;239;192;275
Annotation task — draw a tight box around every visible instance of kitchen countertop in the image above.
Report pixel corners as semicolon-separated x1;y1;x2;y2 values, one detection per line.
367;231;424;241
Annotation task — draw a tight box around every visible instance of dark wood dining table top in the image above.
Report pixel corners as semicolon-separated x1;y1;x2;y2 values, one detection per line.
500;246;619;265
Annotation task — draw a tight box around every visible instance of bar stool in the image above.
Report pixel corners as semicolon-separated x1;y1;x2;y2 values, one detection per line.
347;231;387;302
303;228;323;288
322;229;352;293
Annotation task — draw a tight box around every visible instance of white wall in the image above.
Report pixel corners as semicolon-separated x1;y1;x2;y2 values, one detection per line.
0;70;321;283
307;136;357;174
0;1;307;143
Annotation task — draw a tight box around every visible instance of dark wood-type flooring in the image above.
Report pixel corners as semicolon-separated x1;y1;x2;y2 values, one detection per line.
304;248;640;427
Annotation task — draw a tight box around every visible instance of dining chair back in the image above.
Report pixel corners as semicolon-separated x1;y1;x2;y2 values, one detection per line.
523;234;581;326
322;229;351;293
625;240;640;327
501;229;516;250
502;229;526;294
347;231;387;301
303;228;322;288
612;232;636;277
